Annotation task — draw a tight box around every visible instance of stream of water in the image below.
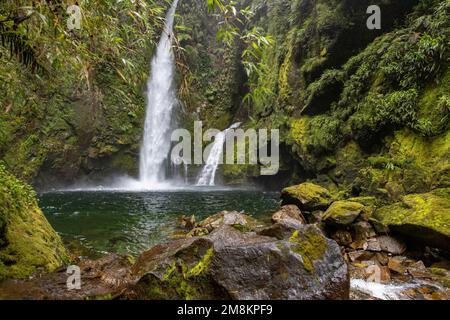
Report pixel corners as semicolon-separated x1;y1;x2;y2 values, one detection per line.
197;123;241;186
139;0;179;187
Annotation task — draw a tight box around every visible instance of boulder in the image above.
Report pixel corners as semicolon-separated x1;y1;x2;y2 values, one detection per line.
374;188;450;250
363;239;382;252
376;236;406;255
130;224;349;300
331;230;353;246
352;221;376;241
0;166;69;281
198;211;261;233
281;183;332;211
271;205;306;225
388;256;408;275
258;220;304;240
323;201;365;225
0;254;133;300
179;215;197;230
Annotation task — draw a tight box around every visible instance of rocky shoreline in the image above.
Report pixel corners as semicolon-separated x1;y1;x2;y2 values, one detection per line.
0;182;448;300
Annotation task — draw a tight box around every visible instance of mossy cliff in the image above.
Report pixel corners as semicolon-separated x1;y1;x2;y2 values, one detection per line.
189;0;448;193
175;0;248;132
0;165;68;280
2;0;447;194
0;1;168;188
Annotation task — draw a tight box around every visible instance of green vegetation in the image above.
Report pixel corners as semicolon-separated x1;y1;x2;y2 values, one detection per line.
143;245;216;300
0;165;68;280
289;227;327;272
0;0;165;183
374;188;450;250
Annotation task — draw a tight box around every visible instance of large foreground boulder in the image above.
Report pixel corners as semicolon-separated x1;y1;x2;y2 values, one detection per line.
281;183;333;211
0;166;69;281
129;223;349;300
374;188;450;251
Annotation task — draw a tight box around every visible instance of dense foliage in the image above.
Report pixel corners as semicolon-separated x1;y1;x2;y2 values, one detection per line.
0;0;165;184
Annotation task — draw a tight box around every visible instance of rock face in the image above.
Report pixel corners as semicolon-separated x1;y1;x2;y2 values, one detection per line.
281;183;333;212
374;188;450;250
129;222;349;300
0;166;68;281
323;201;365;226
271;205;306;225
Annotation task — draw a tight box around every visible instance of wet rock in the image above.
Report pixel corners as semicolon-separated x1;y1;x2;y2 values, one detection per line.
369;218;390;234
375;252;390;266
258;220;303;240
198;211;260;233
363;238;382;252
331;230;353;246
179;215;196;230
349;240;366;250
376;236;407;255
323;201;364;226
359;261;391;283
271;205;306;225
0;254;134;300
388;256;408;275
187;227;209;238
348;251;375;263
281;183;333;211
129;224;349;300
407;261;429;279
352;221;376;241
373;188;450;250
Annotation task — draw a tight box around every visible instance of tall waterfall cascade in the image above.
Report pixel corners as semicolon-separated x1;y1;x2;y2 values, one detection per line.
139;0;179;187
197;123;241;186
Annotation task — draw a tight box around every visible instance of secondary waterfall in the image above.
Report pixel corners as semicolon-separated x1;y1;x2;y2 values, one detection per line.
197;123;241;186
139;0;179;186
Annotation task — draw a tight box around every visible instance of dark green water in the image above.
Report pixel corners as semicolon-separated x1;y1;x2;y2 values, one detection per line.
38;190;280;258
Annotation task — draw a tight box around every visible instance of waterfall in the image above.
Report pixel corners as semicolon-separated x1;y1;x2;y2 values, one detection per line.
139;0;179;187
197;123;241;186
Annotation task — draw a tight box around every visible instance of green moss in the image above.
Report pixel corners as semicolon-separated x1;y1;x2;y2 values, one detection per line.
146;246;216;300
85;293;113;300
374;188;450;248
0;165;69;280
187;248;214;277
387;129;450;192
415;71;450;136
281;182;333;211
289;227;327;272
323;201;364;225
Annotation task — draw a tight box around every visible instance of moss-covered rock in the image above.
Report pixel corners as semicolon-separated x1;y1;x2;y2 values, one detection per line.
374;188;450;250
0;165;69;280
198;211;262;233
281;182;333;211
323;201;365;226
131;223;349;300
